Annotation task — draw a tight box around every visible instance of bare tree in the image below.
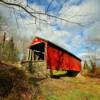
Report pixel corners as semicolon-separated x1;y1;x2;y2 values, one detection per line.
85;37;100;73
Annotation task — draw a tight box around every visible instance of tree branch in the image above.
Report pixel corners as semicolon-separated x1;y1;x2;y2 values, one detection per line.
0;0;49;24
0;0;84;26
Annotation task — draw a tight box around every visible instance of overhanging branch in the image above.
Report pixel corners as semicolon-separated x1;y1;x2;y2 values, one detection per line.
0;0;84;26
0;0;49;24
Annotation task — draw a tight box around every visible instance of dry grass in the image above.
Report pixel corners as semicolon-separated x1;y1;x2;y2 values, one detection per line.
39;76;100;100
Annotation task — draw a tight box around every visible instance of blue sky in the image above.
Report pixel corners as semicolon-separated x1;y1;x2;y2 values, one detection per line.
27;0;100;60
0;0;100;64
27;0;86;14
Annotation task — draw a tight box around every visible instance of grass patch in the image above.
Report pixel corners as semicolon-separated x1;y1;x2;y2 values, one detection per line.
39;77;100;100
41;86;100;100
53;70;67;76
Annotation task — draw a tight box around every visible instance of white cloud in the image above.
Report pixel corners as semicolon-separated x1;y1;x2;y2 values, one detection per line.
59;0;100;26
85;22;100;42
35;23;72;50
71;34;81;48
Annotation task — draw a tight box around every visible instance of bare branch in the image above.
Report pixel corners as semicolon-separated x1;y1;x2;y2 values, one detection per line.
34;12;84;27
68;14;91;19
0;0;84;26
0;0;37;18
57;0;68;13
45;0;54;13
0;0;48;23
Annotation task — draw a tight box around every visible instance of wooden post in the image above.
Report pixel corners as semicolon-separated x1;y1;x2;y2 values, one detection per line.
28;49;30;61
45;42;48;77
28;50;33;72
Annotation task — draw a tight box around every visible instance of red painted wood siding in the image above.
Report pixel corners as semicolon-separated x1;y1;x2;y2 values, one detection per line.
47;43;81;71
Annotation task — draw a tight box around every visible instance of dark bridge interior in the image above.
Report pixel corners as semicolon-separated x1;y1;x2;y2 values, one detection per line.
30;42;45;60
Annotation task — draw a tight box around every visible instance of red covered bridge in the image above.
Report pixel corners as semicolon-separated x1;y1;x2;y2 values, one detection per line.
28;37;81;76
